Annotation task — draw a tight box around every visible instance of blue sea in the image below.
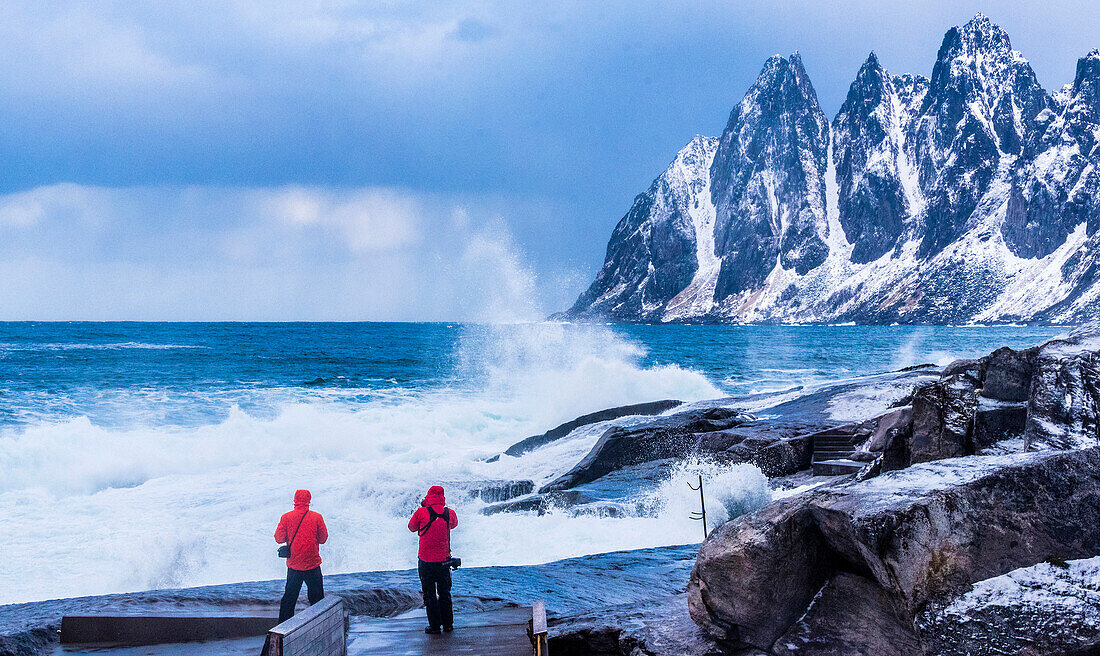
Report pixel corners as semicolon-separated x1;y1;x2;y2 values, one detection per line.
0;322;1066;603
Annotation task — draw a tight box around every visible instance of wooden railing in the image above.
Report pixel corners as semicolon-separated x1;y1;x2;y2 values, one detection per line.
263;596;346;656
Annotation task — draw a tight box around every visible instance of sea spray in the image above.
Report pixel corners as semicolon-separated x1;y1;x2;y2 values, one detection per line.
650;458;771;532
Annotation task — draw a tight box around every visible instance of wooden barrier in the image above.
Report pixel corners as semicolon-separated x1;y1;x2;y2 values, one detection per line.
530;600;549;656
265;596;346;656
59;613;277;645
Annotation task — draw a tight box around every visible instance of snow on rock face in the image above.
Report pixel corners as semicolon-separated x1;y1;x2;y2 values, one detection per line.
709;53;830;300
563;136;717;321
919;557;1100;656
562;14;1100;324
832;52;925;264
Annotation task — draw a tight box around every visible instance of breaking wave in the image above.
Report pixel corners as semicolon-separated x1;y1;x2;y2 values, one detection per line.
0;323;725;603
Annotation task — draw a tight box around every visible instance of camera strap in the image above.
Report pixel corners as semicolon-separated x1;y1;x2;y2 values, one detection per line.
287;510;309;554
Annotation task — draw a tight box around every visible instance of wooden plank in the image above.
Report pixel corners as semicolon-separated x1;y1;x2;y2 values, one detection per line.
347;608;533;655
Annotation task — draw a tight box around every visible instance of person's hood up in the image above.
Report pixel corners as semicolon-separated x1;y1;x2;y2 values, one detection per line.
422;485;446;508
294;489;311;509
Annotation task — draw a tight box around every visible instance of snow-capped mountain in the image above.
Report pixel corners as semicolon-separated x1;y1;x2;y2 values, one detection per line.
562;14;1100;324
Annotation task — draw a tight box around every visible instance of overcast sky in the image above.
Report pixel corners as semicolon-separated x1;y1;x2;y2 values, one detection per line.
0;1;1097;320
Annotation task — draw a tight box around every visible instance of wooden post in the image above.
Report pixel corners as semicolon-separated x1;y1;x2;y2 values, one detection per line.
531;600;549;656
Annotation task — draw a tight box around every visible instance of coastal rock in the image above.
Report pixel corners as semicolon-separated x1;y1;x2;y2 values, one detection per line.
539;407;746;492
749;435;813;477
501;400;682;458
866;406;909;452
970;398;1027;449
918;557;1100;656
689;447;1100;653
467;480;535;503
882;329;1100;469
1024;329;1100;450
480;490;594;515
980;346;1037;401
907;372;978;464
550;595;724;656
688;497;828;648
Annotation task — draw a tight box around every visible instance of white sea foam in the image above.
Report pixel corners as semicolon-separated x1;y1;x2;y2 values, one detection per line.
0;323;728;603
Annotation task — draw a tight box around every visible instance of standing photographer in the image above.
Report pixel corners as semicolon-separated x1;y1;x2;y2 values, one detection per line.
407;485;459;634
274;489;328;622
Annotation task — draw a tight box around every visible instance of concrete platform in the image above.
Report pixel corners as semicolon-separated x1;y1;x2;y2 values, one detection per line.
60;612;278;646
348;607;533;655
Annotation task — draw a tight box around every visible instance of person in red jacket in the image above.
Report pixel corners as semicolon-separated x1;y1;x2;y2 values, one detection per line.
408;485;458;634
275;489;329;622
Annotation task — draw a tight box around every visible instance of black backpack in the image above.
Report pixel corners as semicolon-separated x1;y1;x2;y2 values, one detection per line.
418;506;452;536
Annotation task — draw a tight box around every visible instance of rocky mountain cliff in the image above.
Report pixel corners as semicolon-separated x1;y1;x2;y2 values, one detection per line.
562;14;1100;324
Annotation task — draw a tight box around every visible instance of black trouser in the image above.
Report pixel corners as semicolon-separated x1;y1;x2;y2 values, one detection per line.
418;560;453;629
279;566;324;622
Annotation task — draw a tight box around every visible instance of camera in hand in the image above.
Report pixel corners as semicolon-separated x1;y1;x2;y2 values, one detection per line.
443;557;461;570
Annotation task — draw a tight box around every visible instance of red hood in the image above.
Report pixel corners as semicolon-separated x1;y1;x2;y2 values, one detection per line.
294;489;311;509
422;485;446;508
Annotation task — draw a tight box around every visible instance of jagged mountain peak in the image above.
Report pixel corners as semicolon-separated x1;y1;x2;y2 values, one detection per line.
850;52;889;92
1075;49;1100;94
932;13;1032;95
708;50;830;297
944;12;1015;60
960;12;1005;40
752;52;813;89
564;15;1100;325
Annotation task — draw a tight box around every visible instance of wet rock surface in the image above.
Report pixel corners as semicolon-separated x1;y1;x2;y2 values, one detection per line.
1;545;702;656
689;447;1100;654
533;368;936;500
1024;330;1100;450
500;400;683;459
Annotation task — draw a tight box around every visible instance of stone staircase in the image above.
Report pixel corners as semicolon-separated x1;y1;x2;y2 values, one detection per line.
810;426;865;477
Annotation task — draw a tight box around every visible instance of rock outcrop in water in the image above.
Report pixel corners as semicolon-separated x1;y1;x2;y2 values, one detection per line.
878;327;1100;470
562;14;1100;324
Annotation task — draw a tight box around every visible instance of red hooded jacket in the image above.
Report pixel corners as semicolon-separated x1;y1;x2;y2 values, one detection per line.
407;485;458;563
275;489;329;571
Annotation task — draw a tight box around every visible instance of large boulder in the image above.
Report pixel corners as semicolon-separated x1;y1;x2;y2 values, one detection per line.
689;447;1100;654
688;498;827;648
1024;330;1100;450
980;346;1038;401
908;372;979;464
772;573;922;656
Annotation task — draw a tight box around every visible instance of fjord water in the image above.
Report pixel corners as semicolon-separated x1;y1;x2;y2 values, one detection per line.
0;322;1065;603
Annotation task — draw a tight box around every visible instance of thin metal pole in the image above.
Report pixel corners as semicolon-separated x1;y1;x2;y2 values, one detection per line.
688;474;708;540
697;474;707;539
